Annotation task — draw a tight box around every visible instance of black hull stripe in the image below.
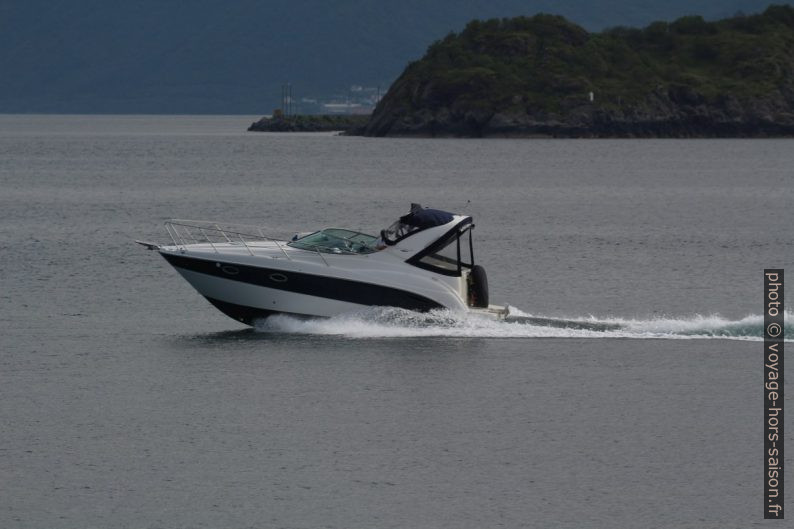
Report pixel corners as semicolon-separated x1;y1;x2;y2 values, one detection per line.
204;297;302;325
162;252;444;312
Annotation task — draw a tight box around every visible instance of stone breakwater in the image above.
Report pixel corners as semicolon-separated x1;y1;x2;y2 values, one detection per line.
248;114;369;133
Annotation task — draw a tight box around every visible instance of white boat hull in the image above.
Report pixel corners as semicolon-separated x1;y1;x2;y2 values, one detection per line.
161;248;463;324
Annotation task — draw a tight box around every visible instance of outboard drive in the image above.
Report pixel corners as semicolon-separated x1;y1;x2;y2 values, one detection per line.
468;265;489;308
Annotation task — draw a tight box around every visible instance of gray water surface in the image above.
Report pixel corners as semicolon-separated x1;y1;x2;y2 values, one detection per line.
1;115;792;529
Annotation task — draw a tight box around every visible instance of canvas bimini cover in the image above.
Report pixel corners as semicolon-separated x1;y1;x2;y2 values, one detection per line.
380;203;455;246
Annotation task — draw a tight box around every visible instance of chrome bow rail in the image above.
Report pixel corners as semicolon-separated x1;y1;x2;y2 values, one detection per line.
162;220;342;266
164;219;294;260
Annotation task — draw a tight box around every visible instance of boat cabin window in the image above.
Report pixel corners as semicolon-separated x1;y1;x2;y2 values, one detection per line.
409;224;474;276
287;228;378;254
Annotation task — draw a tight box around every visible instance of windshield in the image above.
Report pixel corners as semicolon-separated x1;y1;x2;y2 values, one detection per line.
287;228;378;254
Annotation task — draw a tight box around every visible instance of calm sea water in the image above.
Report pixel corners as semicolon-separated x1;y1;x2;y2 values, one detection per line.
1;115;792;529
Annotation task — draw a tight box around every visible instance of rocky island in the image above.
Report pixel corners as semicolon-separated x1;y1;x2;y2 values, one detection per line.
358;5;794;137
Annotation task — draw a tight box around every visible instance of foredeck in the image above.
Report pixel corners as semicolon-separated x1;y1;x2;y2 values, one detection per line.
162;220;373;267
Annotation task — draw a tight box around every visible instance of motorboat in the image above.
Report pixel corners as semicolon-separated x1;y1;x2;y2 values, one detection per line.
137;204;508;325
138;204;625;331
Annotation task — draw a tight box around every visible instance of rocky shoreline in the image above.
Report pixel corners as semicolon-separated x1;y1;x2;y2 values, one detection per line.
359;85;794;138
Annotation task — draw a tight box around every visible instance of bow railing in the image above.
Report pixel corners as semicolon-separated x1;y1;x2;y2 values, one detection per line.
164;219;293;260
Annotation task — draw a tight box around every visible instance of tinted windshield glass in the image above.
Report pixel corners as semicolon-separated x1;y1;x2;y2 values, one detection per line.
287;229;377;254
380;219;419;245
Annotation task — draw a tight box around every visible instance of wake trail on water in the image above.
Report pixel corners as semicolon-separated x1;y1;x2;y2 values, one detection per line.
253;307;793;341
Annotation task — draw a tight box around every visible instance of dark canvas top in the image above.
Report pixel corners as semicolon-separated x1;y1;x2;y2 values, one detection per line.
399;204;454;229
380;204;457;246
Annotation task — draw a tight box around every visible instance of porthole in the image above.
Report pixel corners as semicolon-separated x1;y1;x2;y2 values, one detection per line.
221;265;239;276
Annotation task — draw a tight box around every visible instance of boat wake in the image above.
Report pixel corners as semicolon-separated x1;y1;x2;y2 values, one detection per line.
253;307;792;341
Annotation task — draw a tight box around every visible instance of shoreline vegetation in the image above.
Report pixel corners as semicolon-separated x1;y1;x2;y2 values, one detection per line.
251;5;794;138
